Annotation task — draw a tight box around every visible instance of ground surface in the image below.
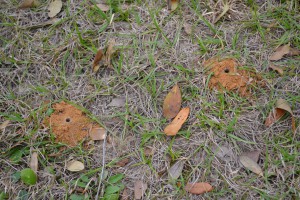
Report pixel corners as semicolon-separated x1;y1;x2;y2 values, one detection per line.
1;0;300;199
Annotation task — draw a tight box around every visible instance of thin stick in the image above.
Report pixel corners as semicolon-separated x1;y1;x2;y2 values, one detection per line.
95;134;107;200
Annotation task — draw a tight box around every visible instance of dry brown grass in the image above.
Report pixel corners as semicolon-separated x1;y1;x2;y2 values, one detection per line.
1;0;300;199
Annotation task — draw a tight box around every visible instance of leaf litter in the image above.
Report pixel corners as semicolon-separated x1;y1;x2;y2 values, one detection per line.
48;0;62;18
19;0;40;9
204;58;265;97
269;44;300;61
265;99;295;133
66;160;85;172
29;152;38;172
43;101;105;146
239;155;263;177
168;0;179;11
93;39;117;73
168;160;186;180
269;63;284;75
163;84;182;119
185;182;213;194
164;107;190;136
134;180;147;200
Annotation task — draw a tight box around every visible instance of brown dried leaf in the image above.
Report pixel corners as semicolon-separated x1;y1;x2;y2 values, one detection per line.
0;120;10;130
96;3;110;12
239;155;263;176
48;0;62;18
168;160;185;180
183;23;192;35
108;97;126;107
19;0;39;9
185;182;213;194
265;99;295;132
241;150;261;163
163;84;182;119
164;107;190;136
93;49;104;73
269;44;300;61
168;0;179;11
121;187;130;200
89;127;106;141
104;39;116;68
66;160;85;172
144;146;155;156
134;180;147;200
30;152;38;172
116;158;129;167
269;63;284;75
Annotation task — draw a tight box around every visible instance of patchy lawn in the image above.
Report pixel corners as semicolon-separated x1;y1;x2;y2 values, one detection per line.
1;0;300;199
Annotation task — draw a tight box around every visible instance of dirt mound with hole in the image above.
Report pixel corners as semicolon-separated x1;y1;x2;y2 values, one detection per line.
204;58;265;97
43;101;101;146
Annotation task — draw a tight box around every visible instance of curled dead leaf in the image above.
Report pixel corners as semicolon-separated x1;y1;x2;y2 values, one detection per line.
30;152;38;172
265;99;295;133
0;120;10;130
66;160;85;172
19;0;39;9
92;40;116;73
168;160;185;180
89;127;106;141
164;107;190;136
241;150;261;163
239;155;263;177
168;0;179;11
93;49;104;73
134;180;147;200
185;182;213;194
269;44;300;61
48;0;62;18
163;84;182;119
269;63;283;75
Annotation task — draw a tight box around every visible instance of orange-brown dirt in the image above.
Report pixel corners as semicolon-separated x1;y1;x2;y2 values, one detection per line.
203;58;265;97
44;101;101;146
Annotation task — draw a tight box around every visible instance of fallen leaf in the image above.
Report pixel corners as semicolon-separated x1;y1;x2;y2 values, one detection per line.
19;0;39;9
29;152;38;172
168;0;179;11
116;158;129;167
241;150;261;163
164;107;190;136
0;120;10;130
121;187;130;200
92;40;117;73
66;160;85;172
93;49;104;73
96;3;110;12
134;180;147;200
185;182;213;194
269;63;284;75
265;99;295;133
163;84;182;119
144;146;155;156
168;160;185;180
269;44;300;61
183;23;192;35
108;97;126;107
212;145;234;162
239;155;263;177
89;127;106;141
48;0;62;18
104;39;116;68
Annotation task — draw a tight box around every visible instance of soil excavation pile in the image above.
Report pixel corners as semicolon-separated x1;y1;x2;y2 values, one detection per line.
204;58;265;97
44;101;102;146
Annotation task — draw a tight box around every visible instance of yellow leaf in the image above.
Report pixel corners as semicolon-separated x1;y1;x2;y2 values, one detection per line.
48;0;62;18
66;160;84;172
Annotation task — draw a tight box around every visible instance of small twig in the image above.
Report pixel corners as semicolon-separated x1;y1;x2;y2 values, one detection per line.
95;134;107;200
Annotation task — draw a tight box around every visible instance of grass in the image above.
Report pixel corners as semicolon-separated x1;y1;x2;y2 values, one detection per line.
1;0;300;199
